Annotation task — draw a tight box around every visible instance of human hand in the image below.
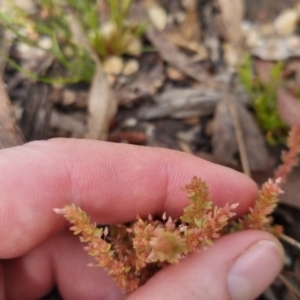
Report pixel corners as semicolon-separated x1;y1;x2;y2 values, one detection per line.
0;139;284;300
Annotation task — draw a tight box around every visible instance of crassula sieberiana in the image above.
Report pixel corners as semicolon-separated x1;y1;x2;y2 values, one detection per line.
54;122;300;295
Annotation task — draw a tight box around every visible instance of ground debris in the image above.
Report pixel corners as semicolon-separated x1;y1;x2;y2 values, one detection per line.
0;77;24;148
115;54;165;106
138;87;219;120
146;26;208;83
212;94;269;171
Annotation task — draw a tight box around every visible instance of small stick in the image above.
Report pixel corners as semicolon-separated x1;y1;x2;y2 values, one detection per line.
280;234;300;251
227;96;251;177
278;273;300;300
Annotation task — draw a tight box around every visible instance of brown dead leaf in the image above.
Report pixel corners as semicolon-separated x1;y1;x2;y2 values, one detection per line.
212;99;239;167
164;31;206;55
212;95;269;171
196;151;232;166
138;88;220;119
115;55;165;106
146;26;209;82
277;88;300;127
21;82;52;141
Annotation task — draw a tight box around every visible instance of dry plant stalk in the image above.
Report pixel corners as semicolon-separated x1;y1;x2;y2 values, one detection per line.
55;122;300;295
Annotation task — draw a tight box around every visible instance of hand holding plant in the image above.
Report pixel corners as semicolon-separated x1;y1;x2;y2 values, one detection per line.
0;139;285;299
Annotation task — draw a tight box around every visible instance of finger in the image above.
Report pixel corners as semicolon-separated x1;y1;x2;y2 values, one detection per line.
4;232;123;300
0;139;257;258
127;231;284;300
4;230;284;300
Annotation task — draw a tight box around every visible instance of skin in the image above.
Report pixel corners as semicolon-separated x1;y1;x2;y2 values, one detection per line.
0;139;283;300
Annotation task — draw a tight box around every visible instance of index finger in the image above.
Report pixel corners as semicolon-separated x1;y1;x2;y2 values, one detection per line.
0;139;257;258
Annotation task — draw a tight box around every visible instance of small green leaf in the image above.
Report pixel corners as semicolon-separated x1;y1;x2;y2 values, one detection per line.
194;218;202;228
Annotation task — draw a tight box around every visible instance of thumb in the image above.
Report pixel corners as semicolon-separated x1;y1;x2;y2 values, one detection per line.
127;230;284;300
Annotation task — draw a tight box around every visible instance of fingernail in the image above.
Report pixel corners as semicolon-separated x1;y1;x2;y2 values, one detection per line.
227;240;284;300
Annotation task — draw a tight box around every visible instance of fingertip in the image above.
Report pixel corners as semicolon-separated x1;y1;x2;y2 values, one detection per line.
227;235;284;300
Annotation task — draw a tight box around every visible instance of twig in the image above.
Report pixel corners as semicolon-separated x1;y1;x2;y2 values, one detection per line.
280;234;300;251
227;96;251;177
146;26;211;84
278;273;300;300
64;8;101;65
